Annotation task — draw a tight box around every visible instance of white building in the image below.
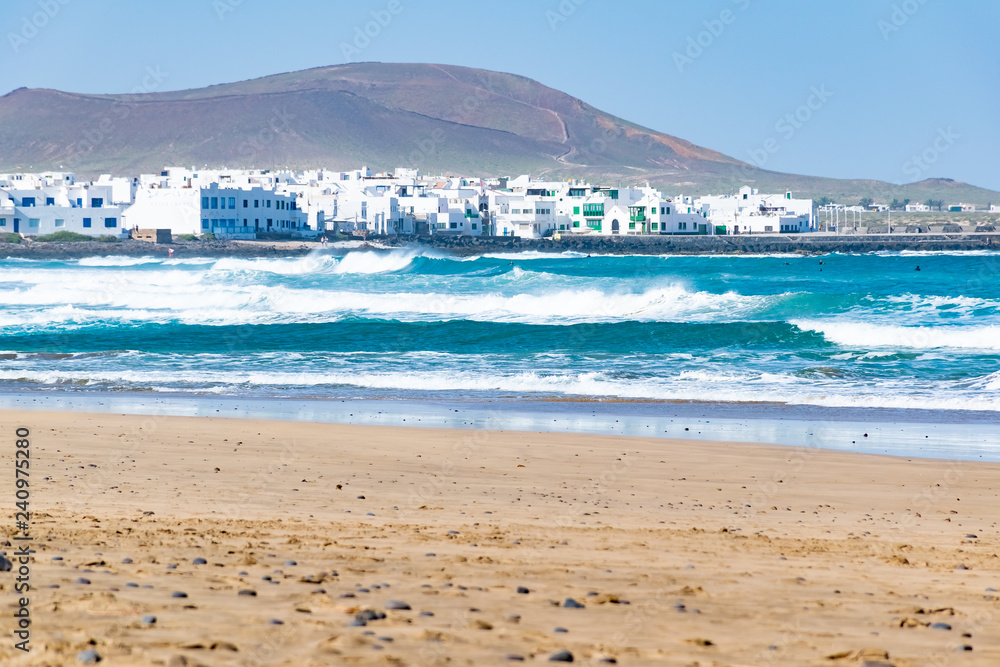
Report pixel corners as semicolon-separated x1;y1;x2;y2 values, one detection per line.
698;186;813;234
905;203;931;212
0;180;128;238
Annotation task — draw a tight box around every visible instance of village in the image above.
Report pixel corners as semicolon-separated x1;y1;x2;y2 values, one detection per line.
2;166;995;243
0;166;820;241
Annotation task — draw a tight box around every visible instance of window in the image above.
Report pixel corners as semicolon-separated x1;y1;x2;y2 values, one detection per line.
77;198;83;207
629;222;636;230
449;222;458;229
202;220;209;230
243;200;248;208
46;197;55;206
679;222;687;230
83;218;91;228
512;209;520;214
220;197;226;210
55;219;65;228
91;197;103;207
573;220;580;228
266;200;271;208
471;223;478;230
254;200;259;208
764;226;773;232
202;197;209;209
104;217;118;228
0;219;5;227
210;197;218;209
436;222;447;229
29;218;39;228
22;197;35;207
665;207;670;215
228;197;236;209
573;206;580;215
651;223;658;231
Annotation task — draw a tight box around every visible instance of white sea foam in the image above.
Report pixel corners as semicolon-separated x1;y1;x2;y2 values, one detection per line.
793;319;1000;350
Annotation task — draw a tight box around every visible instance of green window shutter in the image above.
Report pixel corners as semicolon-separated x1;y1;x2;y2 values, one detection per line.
573;206;580;215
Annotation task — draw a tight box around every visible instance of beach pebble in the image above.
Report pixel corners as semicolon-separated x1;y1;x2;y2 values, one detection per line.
931;622;952;630
957;645;973;652
347;618;367;627
505;655;525;662
284;560;297;566
0;555;12;572
52;556;64;561
269;619;284;625
142;615;157;624
339;592;356;598
357;609;386;621
598;658;618;664
192;557;207;565
955;564;969;570
121;558;133;564
76;577;91;585
549;650;574;662
504;613;521;624
76;649;102;664
563;598;585;609
554;627;568;633
385;600;411;610
171;591;188;598
425;553;436;557
125;583;138;588
420;611;434;617
165;564;177;570
238;589;257;596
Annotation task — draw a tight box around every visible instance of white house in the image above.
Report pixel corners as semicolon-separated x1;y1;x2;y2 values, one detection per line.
1;183;127;238
698;186;813;234
905;203;931;212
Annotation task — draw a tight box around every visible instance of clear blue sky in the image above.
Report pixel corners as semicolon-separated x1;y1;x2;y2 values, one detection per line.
3;0;998;190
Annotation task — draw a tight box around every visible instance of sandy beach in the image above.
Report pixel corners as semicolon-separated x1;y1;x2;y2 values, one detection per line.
1;410;998;666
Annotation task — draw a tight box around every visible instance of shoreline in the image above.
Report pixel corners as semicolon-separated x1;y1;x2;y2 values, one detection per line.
2;390;998;462
1;231;1000;259
2;409;998;665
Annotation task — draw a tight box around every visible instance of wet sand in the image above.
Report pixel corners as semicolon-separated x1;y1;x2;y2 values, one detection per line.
1;410;998;665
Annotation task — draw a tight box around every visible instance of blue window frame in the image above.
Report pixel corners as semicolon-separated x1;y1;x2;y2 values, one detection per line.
104;217;117;228
202;219;209;230
45;197;55;205
83;218;92;228
210;197;218;209
91;197;103;207
202;197;209;209
77;198;83;207
22;197;35;207
220;197;227;210
228;197;236;208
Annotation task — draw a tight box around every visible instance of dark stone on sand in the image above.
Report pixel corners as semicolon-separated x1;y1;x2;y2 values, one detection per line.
347;619;366;627
357;609;387;621
76;577;91;585
598;659;618;664
285;560;297;566
143;615;157;624
563;598;585;608
76;649;102;664
357;495;365;499
447;530;459;535
121;558;133;564
171;591;188;598
192;557;207;565
0;555;13;572
238;589;257;596
385;600;411;610
52;556;63;561
517;586;530;594
269;619;284;625
420;611;434;617
955;564;969;570
966;534;978;538
165;564;177;569
549;650;574;662
126;583;138;588
505;656;526;661
340;592;356;598
425;553;436;557
957;645;973;651
931;622;952;630
554;627;568;633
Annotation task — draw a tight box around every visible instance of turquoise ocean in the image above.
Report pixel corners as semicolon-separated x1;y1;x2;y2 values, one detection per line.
2;247;998;458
